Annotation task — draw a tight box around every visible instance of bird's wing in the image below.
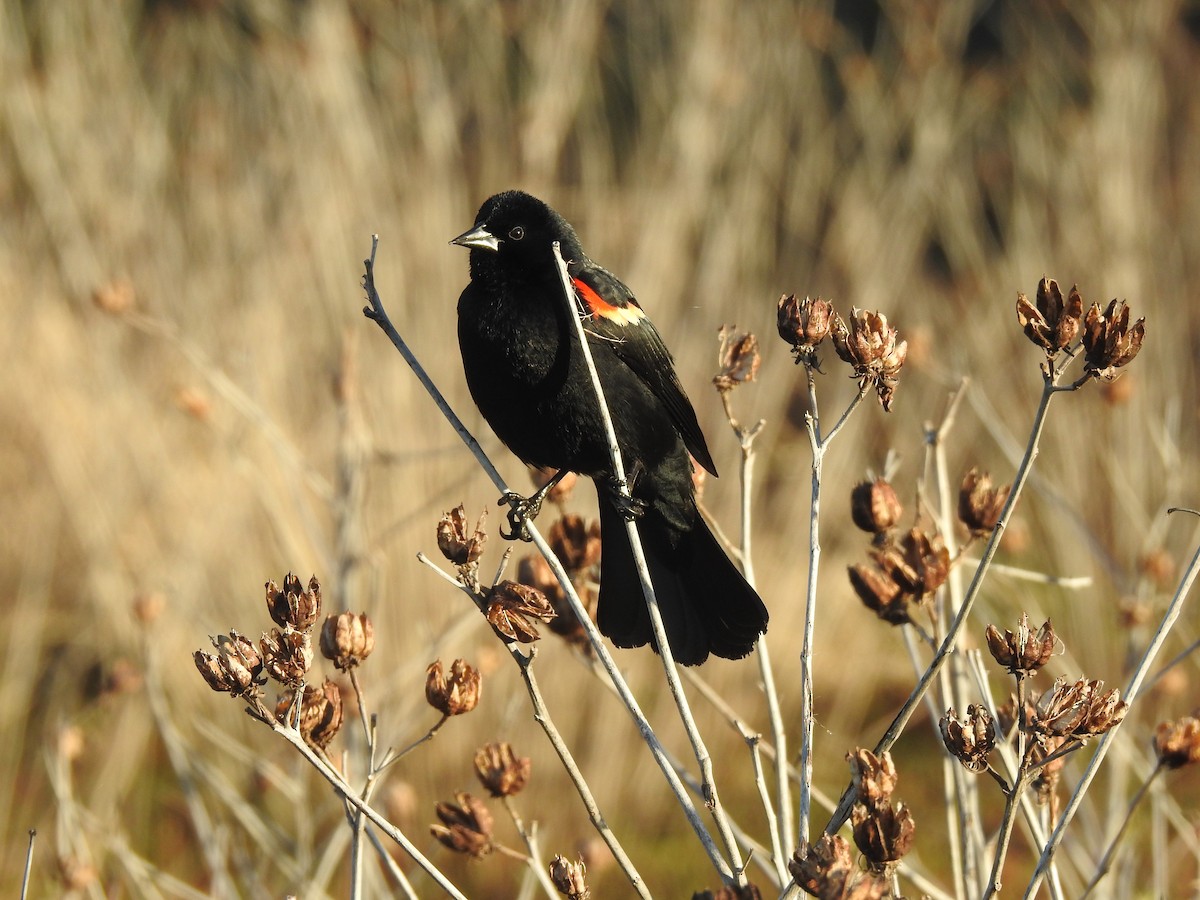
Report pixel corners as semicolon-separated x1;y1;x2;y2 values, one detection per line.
570;263;718;476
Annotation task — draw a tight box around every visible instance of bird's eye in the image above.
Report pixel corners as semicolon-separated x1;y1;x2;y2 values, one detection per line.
508;226;525;241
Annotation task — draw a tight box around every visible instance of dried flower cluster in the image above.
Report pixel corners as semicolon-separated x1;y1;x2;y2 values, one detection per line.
1030;676;1128;739
985;614;1056;675
425;658;482;717
958;468;1011;537
430;792;494;858
276;680;344;749
1016;277;1084;355
194;574;378;753
549;855;590;899
832;308;908;411
777;294;834;365
845;748;916;874
1081;299;1146;381
437;504;489;568
474;741;531;798
940;705;996;773
485;580;557;643
1153;715;1200;769
713;326;761;394
790;833;888;900
848;526;949;626
194;631;264;698
320;611;375;671
849;478;903;538
1016;277;1145;380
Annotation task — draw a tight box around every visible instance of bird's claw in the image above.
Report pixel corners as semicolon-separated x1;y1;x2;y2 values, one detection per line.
602;476;646;522
498;490;542;542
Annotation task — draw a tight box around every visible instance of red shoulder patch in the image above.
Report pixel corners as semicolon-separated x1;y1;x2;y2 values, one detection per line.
573;277;645;326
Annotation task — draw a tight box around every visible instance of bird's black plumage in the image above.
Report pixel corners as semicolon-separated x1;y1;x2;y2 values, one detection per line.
451;190;768;664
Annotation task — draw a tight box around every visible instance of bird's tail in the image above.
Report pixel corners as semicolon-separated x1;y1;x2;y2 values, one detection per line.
595;500;769;665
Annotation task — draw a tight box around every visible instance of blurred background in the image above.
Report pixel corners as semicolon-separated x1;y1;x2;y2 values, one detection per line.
2;0;1198;896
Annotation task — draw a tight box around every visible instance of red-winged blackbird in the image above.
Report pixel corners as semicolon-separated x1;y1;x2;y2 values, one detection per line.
451;190;768;665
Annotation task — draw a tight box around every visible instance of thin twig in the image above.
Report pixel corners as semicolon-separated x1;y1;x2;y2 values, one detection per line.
500;796;559;898
20;830;35;900
719;379;792;869
517;650;651;898
1079;763;1164;898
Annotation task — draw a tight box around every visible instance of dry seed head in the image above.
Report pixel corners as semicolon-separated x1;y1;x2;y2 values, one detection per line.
437;504;488;567
425;658;481;716
430;791;493;858
831;307;907;411
777;294;834;364
851;800;916;869
485;580;557;643
320;611;375;670
549;855;590;899
940;705;996;773
473;741;532;797
713;326;761;394
958;468;1010;537
265;574;322;633
548;515;602;572
259;628;314;688
1082;299;1145;381
1153;715;1200;769
984;613;1056;674
194;630;264;697
789;833;889;900
276;680;344;749
1032;676;1128;738
847;747;898;805
1015;277;1084;354
850;478;903;535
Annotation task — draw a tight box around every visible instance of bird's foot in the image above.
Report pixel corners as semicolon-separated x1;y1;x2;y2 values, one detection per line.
498;491;543;542
498;469;571;541
602;474;647;522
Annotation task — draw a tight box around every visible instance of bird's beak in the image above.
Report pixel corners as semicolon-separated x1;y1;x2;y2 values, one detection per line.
450;223;500;253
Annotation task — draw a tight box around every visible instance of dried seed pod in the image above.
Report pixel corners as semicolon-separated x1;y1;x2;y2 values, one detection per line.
430;792;493;858
264;574;322;633
425;658;481;716
485;581;557;643
940;705;996;773
548;515;602;572
320;611;375;671
789;833;887;900
194;630;264;697
259;629;314;688
1015;277;1084;354
1082;299;1145;381
474;741;532;797
548;855;590;899
958;468;1010;537
847;747;898;806
985;613;1056;674
831;308;907;411
713;326;760;394
1153;715;1200;769
277;680;344;749
852;800;916;869
850;478;903;535
437;505;488;567
777;294;834;364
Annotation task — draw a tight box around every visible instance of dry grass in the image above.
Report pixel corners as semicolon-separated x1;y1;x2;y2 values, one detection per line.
1;0;1198;896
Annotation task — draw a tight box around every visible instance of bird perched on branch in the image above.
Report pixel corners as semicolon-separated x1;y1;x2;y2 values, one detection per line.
451;190;768;665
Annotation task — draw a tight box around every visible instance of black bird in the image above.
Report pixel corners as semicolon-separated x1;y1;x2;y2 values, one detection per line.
451;190;768;665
